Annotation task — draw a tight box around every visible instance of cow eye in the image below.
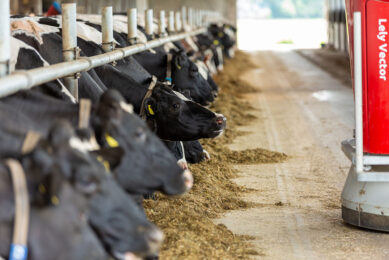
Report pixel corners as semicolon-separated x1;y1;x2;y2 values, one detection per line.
173;103;180;109
135;128;146;143
75;173;98;195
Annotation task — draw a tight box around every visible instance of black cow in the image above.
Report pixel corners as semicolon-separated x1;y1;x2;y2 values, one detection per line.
209;23;236;58
0;121;163;259
0;89;193;196
11;17;226;142
164;140;210;165
75;15;216;106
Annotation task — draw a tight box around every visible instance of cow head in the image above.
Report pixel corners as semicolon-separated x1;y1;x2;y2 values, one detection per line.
209;23;236;58
91;89;193;196
143;83;226;141
0;129;108;260
42;120;164;258
170;49;215;105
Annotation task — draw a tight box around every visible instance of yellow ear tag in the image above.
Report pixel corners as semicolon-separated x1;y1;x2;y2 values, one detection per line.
177;64;182;70
51;195;60;206
218;32;224;37
148;105;155;115
105;133;119;148
213;40;219;46
97;155;111;172
38;184;46;194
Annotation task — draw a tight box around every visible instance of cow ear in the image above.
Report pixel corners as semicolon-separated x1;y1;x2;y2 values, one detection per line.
30;149;63;206
144;97;157;117
174;54;186;70
91;147;124;171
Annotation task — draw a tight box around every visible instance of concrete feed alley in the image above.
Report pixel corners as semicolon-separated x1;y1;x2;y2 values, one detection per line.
216;50;389;259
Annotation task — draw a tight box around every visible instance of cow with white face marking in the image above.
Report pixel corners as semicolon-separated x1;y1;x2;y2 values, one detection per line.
0;89;194;196
209;23;237;58
74;15;216;106
10;17;226;142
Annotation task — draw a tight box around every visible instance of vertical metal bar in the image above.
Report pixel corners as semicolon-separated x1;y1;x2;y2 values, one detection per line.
181;6;187;28
188;8;193;28
168;11;175;33
145;9;154;38
102;6;114;52
128;8;137;44
175;11;181;32
62;3;79;101
354;12;363;174
199;10;203;27
0;0;10;77
159;10;167;37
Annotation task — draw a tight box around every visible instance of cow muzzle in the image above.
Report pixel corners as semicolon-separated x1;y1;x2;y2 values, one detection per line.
145;228;164;254
183;169;194;190
214;114;227;133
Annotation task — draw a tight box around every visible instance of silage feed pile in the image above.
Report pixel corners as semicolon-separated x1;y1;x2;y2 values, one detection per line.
144;51;287;259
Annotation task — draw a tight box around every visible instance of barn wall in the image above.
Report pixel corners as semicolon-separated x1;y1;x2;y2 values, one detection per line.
10;0;42;15
148;0;237;25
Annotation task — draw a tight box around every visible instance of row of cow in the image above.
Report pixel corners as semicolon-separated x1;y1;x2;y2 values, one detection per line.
0;14;236;260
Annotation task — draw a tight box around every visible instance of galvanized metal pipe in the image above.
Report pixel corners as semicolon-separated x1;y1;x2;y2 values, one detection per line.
159;10;167;37
145;9;154;38
188;8;193;28
181;6;187;27
128;8;137;44
0;0;10;77
175;12;182;32
102;6;114;52
0;28;206;98
168;11;175;33
62;3;79;100
354;12;363;175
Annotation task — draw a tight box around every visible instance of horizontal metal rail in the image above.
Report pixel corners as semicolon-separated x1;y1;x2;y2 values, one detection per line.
0;28;206;98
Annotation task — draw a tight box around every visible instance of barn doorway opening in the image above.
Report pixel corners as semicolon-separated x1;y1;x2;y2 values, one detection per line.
237;0;327;51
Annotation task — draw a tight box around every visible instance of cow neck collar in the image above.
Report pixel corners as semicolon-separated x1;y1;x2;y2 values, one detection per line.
5;159;29;260
165;53;173;86
139;76;158;120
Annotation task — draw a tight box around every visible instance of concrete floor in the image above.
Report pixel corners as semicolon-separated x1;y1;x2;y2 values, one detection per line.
215;50;389;259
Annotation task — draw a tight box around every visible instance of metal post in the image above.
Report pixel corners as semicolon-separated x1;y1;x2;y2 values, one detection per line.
175;11;181;32
0;0;10;77
196;9;200;28
181;6;187;28
102;6;114;52
128;8;137;44
354;12;363;174
62;3;79;101
159;10;167;37
168;11;175;33
0;28;207;97
199;10;203;27
145;9;154;38
188;8;193;28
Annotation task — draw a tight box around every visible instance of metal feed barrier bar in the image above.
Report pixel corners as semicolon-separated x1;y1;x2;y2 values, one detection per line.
0;2;221;99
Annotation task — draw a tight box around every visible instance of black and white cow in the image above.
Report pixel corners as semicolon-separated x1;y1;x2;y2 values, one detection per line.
10;17;226;142
0;88;193;196
0;121;163;259
76;15;217;106
209;23;236;58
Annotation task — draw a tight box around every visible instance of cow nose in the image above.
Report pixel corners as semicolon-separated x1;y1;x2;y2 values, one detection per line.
215;114;226;127
145;228;164;253
183;169;193;190
212;91;218;98
123;252;142;260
